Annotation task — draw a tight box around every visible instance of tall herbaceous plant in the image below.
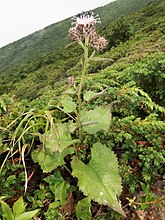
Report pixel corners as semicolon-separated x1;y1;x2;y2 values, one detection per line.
31;11;126;218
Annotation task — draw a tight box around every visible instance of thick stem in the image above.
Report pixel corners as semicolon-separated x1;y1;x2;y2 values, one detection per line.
77;40;89;141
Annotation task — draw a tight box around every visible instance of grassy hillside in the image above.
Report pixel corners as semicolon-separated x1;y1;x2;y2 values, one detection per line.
0;0;155;73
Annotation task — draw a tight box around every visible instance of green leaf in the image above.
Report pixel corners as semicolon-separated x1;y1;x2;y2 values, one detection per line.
76;197;92;220
59;95;77;113
15;209;39;220
13;197;26;216
68;121;77;133
0;99;7;111
71;143;126;217
48;201;60;210
32;147;74;173
33;122;76;173
40;123;76;153
64;87;76;95
80;106;111;134
0;201;14;220
83;91;97;102
90;57;113;62
55;181;69;207
44;172;69;207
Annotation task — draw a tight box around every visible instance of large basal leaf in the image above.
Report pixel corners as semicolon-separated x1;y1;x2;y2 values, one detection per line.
32;147;74;173
80;106;111;134
71;143;126;217
40;123;77;153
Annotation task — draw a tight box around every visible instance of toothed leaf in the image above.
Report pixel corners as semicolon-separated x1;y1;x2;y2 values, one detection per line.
71;143;125;217
32;147;74;173
80;106;111;134
40;123;77;153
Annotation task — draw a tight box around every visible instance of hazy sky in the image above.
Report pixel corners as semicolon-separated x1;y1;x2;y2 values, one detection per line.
0;0;115;48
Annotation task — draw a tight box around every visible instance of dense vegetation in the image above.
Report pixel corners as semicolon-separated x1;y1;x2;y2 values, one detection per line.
0;0;165;219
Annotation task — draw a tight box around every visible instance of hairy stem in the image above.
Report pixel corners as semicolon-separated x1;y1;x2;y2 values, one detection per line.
77;39;89;141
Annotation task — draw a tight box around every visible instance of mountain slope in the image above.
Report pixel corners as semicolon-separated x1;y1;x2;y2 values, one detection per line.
0;0;164;101
0;0;155;73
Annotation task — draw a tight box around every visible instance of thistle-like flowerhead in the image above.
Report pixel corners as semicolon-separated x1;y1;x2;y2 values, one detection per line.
69;11;108;51
72;11;100;27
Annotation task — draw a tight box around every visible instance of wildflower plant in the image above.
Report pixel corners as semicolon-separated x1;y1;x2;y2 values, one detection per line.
68;11;108;141
2;11;125;218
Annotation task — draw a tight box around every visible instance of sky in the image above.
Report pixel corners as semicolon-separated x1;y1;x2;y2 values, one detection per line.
0;0;115;48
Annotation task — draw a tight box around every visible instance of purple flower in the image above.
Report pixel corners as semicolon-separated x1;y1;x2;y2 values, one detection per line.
69;11;99;42
69;11;108;51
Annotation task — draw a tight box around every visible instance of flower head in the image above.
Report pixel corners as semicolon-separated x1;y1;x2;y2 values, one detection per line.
72;11;100;27
69;11;108;51
91;36;108;51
